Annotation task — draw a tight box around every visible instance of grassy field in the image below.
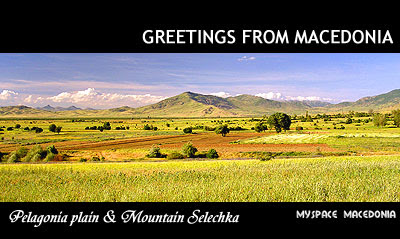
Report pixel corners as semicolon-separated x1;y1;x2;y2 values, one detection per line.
1;115;400;202
1;156;400;202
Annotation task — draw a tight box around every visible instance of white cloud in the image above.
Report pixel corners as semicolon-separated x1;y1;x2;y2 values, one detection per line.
285;96;333;102
255;92;282;100
44;88;167;108
255;91;333;102
0;90;18;100
237;56;256;62
24;95;34;103
209;92;232;98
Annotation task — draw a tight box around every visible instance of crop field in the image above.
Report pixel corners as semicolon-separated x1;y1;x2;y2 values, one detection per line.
2;156;400;202
1;114;400;202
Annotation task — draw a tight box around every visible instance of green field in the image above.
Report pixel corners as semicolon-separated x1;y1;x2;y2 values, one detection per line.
1;156;400;202
1;113;400;202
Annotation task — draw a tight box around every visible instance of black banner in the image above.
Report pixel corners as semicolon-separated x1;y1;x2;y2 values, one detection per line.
1;202;400;235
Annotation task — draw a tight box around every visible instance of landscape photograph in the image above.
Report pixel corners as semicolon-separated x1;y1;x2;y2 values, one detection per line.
1;53;400;202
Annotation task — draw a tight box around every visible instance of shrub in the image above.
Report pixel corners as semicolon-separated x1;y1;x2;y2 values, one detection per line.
35;128;43;133
15;124;21;129
47;145;58;154
103;122;111;130
30;153;43;162
183;127;193;134
23;145;46;162
49;124;57;132
16;147;29;159
254;122;268;132
146;145;164;158
7;152;18;163
90;156;101;162
259;155;275;161
44;152;55;162
215;124;230;137
143;124;152;130
167;151;184;160
182;142;197;158
55;126;62;134
206;149;219;159
24;127;30;131
79;158;87;162
296;126;303;131
7;127;13;131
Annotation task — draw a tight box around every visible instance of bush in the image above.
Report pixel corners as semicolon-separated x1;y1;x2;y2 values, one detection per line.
16;147;29;159
296;126;303;131
49;124;57;132
254;122;268;132
183;127;193;134
23;145;46;162
167;151;184;160
79;158;87;162
55;126;62;134
47;145;58;154
90;156;101;162
35;128;43;133
7;152;18;163
44;152;55;162
215;124;230;137
182;142;197;158
146;145;165;158
15;124;21;129
206;149;219;159
259;155;275;161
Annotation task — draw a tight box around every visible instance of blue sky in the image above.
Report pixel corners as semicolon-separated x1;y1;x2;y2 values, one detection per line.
1;53;400;109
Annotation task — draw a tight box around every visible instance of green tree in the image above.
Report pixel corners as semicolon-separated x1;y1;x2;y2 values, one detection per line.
55;126;62;134
373;113;387;127
103;122;111;130
146;145;163;158
206;149;219;159
393;110;400;127
183;127;193;134
49;124;57;132
345;117;353;124
254;121;268;132
267;112;292;133
215;124;230;137
182;142;198;158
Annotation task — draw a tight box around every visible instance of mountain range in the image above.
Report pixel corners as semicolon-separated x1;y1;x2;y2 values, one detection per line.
1;89;400;118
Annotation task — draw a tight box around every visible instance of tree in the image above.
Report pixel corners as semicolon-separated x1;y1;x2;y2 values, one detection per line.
49;124;57;132
206;149;219;159
373;113;387;127
267;112;291;133
393;110;400;127
345;117;353;124
183;127;192;134
103;122;111;130
55;126;62;134
146;145;164;158
215;124;230;137
254;121;268;132
182;142;198;158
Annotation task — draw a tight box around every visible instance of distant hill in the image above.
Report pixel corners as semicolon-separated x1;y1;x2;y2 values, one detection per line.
1;89;400;118
36;105;82;112
324;89;400;113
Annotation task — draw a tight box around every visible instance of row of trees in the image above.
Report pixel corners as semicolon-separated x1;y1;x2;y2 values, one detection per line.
254;112;292;133
146;142;219;159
